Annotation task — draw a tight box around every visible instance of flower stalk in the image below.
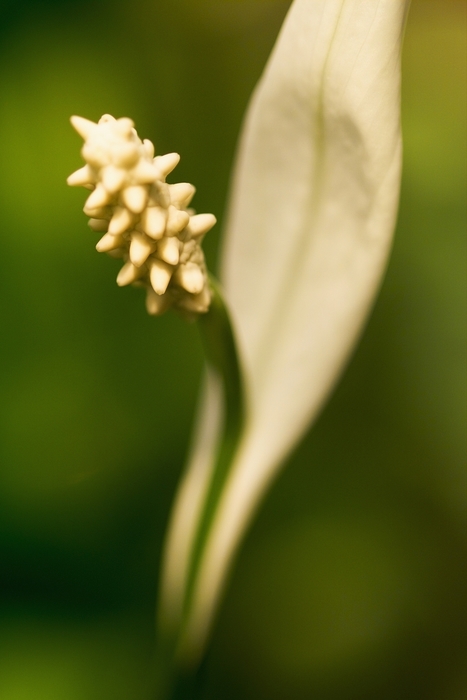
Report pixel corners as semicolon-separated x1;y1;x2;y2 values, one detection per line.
153;275;246;698
185;275;245;621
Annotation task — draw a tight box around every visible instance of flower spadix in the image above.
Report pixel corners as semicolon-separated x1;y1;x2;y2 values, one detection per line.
68;114;216;316
160;0;410;663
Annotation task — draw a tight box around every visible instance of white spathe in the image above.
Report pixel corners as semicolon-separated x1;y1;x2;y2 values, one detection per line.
163;0;410;658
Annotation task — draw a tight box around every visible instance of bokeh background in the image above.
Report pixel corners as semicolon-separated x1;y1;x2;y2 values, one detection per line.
0;0;465;698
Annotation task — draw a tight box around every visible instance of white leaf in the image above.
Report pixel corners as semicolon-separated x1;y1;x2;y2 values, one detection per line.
164;0;410;658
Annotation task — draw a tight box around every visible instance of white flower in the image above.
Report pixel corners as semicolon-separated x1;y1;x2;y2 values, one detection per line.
160;0;410;662
68;114;216;316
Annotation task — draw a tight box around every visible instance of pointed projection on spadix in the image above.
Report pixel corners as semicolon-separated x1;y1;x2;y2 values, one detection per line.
116;260;146;287
141;206;167;240
143;139;155;159
70;115;98;141
169;183;196;207
85;184;112;212
108;207;134;235
155;153;181;179
150;258;173;296
187;213;217;239
167;206;190;235
96;232;125;253
157;237;180;266
129;232;156;267
67;164;95;188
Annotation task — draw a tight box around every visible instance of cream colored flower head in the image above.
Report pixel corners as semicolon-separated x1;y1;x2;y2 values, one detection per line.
68;114;216;316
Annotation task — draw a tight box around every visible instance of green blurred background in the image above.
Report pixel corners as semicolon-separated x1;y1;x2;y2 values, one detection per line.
0;0;465;698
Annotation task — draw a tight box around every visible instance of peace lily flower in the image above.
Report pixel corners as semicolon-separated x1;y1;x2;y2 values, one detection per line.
69;0;410;694
158;0;410;672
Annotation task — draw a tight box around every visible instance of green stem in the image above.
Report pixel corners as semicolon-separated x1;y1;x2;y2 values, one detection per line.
155;275;246;700
182;274;245;620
